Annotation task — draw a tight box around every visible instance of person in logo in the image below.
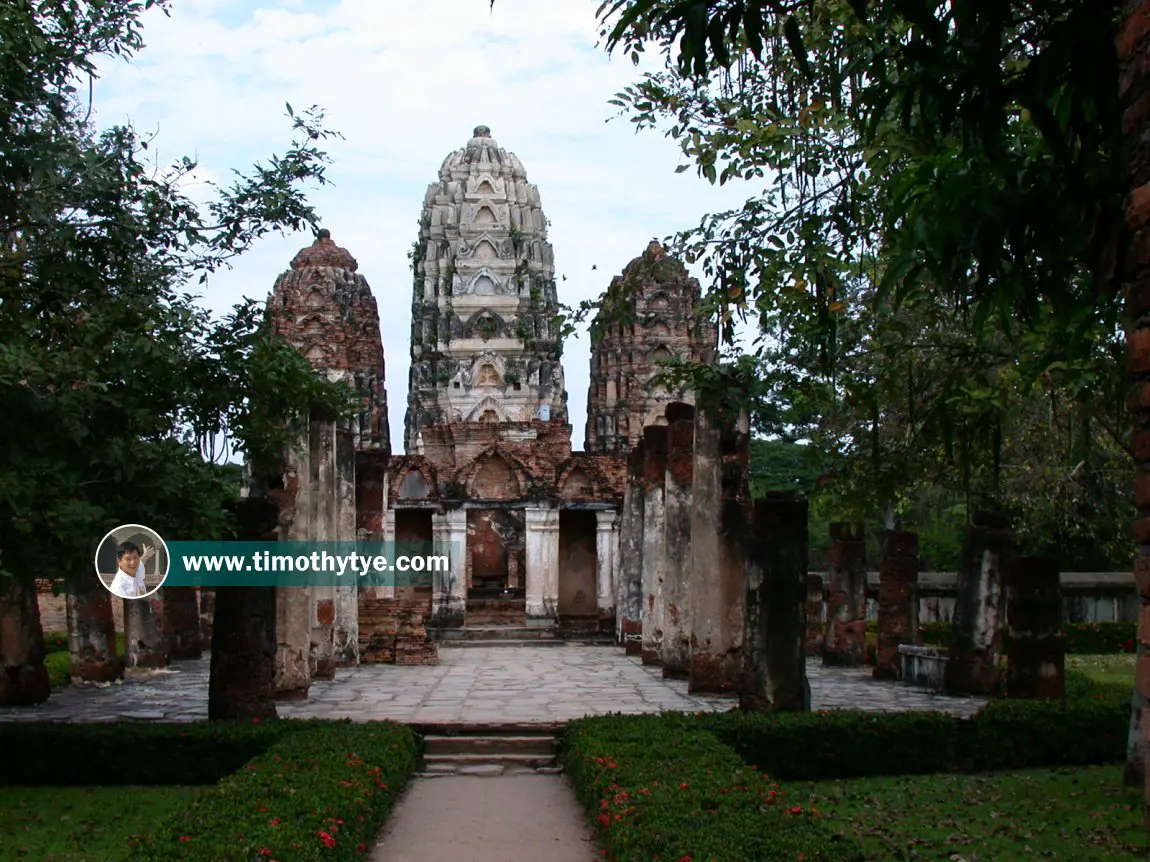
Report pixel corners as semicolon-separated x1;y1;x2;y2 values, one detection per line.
109;541;154;598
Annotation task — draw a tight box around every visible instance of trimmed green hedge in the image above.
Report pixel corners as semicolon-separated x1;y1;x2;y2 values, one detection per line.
700;710;959;780
130;720;417;861
563;713;862;861
967;673;1129;770
914;621;1136;654
0;721;298;786
690;675;1128;781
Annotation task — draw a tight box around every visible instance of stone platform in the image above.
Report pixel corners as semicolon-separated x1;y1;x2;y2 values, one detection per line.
0;646;987;724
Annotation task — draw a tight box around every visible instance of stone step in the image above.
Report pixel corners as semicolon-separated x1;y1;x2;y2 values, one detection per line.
416;764;564;778
423;734;557;756
441;626;558;641
440;638;568;648
420;753;558;775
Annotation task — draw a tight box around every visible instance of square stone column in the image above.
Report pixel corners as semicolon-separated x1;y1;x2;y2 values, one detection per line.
372;507;398;600
309;418;358;678
432;509;467;628
275;445;312;699
595;510;618;630
526;507;560;624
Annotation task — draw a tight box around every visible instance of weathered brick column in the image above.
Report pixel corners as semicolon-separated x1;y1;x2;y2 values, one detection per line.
1005;555;1064;700
945;511;1011;695
640;425;669;666
661;402;695;677
199;587;215;646
823;522;867;666
1120;0;1150;812
209;496;279;721
1131;558;1150;788
163;587;202;660
125;590;167;669
741;494;810;711
0;576;50;705
275;451;312;699
617;440;645;655
65;570;123;683
874;530;919;680
688;405;750;693
805;574;825;656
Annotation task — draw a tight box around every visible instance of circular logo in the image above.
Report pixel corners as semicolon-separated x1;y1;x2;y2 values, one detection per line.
94;524;170;600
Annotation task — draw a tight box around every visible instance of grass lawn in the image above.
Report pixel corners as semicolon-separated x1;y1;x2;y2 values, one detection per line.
0;785;203;860
796;765;1146;860
1068;654;1135;687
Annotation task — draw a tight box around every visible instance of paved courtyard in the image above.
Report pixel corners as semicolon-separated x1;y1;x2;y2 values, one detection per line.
0;645;986;724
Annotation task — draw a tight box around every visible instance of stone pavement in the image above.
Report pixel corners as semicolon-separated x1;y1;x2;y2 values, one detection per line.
371;774;598;862
0;646;986;724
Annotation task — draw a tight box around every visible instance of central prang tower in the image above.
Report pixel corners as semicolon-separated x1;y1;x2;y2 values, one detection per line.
404;125;568;454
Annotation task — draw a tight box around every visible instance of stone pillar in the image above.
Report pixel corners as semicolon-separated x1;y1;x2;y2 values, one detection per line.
199;588;215;646
595;509;618;633
0;576;50;705
125;590;167;669
741;494;810;711
688;405;750;693
310;418;341;679
275;447;312;699
66;569;123;683
526;507;560;623
1005;555;1064;700
874;530;919;680
640;425;668;665
823;521;867;667
376;507;398;600
1131;558;1150;789
331;427;359;669
616;441;645;654
432;508;467;627
209;496;279;721
163;587;202;660
661;402;694;677
946;511;1011;695
805;574;825;657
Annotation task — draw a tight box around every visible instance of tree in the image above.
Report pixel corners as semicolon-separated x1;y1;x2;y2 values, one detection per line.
0;0;354;712
591;0;1145;789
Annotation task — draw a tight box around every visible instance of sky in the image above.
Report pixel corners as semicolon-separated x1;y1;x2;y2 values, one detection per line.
91;0;753;453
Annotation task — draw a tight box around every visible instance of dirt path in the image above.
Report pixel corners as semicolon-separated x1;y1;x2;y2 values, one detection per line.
371;774;600;862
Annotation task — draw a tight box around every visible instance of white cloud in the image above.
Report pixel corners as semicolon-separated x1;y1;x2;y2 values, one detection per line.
92;0;753;452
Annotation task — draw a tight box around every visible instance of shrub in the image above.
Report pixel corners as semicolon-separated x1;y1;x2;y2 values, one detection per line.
562;714;861;861
699;710;959;780
0;721;297;786
131;720;417;862
915;621;1137;654
967;674;1129;770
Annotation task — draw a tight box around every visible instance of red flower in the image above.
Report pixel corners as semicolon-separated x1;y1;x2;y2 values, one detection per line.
679;782;689;789
357;843;367;853
597;813;611;827
789;806;802;814
317;831;337;849
269;819;281;826
258;850;272;857
178;836;192;842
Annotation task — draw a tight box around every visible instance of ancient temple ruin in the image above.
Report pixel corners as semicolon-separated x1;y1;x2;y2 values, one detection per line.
263;229;393;696
389;126;625;633
585;241;716;452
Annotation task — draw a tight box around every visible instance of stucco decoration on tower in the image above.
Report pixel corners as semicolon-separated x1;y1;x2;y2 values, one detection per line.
268;229;390;453
404;125;567;452
585;241;718;453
